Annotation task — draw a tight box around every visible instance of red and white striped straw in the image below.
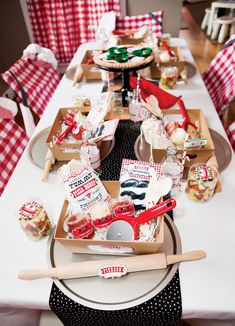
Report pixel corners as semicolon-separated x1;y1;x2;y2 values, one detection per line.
180;133;189;187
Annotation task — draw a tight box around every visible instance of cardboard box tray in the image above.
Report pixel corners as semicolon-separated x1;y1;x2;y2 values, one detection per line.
81;50;102;80
46;107;96;161
54;181;164;255
151;109;215;167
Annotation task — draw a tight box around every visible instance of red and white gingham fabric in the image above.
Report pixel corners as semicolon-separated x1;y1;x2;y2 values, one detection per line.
226;121;235;152
1;56;61;118
203;35;235;116
116;11;163;37
27;0;121;62
0;119;29;196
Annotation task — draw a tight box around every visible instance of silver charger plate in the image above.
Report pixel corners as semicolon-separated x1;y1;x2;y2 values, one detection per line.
47;214;181;310
27;127;115;172
134;128;232;174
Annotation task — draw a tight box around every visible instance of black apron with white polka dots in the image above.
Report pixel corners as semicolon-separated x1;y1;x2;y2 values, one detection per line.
49;121;182;325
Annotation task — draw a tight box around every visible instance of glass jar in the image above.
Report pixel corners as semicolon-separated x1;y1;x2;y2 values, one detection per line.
159;66;178;89
17;200;52;240
161;146;182;196
185;164;219;203
112;92;124;114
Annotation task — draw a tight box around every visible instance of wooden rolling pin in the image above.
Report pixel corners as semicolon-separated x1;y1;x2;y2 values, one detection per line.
18;250;206;280
180;67;188;85
41;149;55;182
73;65;83;86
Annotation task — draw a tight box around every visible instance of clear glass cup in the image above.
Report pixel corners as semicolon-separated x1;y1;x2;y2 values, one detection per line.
112;92;124;114
185;163;219;203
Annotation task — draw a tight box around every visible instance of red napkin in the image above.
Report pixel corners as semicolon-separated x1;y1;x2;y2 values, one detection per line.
130;76;180;110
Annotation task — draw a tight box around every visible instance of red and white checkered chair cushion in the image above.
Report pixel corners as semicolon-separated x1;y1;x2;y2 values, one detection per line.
226;121;235;152
203;35;235;117
116;11;163;36
27;0;121;62
0;119;29;196
1;56;61;118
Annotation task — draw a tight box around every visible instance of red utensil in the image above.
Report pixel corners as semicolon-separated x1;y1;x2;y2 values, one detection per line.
56;114;78;144
106;198;176;241
178;99;197;130
161;40;175;58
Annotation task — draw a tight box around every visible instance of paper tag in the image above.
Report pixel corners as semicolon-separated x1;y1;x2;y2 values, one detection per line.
91;119;119;141
86;92;112;127
58;160;110;213
87;244;134;254
98;264;127;279
185;138;208;148
119;159;162;210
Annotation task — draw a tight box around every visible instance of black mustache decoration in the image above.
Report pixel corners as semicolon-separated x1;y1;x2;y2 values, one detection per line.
120;179;149;189
120;191;146;200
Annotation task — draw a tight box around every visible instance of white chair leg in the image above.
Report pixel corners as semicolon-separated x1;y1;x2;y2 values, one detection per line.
211;21;220;40
201;11;210;30
230;22;235;36
218;24;229;43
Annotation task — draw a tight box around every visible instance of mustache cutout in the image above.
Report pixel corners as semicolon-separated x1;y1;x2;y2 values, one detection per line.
134;204;146;211
120;191;146;200
120;179;149;189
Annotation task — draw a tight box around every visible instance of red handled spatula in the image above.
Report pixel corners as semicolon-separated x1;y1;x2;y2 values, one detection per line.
18;250;206;280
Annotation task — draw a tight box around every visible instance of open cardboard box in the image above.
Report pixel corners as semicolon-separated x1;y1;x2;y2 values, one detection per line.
54;181;164;255
46;107;102;161
150;47;186;79
81;50;102;80
116;29;145;45
151;109;215;167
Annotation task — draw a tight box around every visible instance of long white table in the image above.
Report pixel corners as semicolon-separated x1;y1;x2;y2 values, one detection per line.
0;39;235;325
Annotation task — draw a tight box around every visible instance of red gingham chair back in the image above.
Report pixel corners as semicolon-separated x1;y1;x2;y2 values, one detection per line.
27;0;121;62
203;35;235;117
1;56;61;118
0;119;29;196
226;121;235;152
116;11;163;36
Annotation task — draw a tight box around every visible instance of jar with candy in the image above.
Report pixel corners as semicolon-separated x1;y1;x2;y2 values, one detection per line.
159;66;178;89
17;200;52;240
185;164;219;203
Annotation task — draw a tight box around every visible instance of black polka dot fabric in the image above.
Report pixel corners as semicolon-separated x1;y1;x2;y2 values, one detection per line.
49;121;182;325
49;271;181;326
99;120;140;181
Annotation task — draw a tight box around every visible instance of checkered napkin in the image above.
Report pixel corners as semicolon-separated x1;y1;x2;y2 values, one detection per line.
116;11;163;36
0;118;28;196
226;121;235;152
1;56;61;118
203;35;235;116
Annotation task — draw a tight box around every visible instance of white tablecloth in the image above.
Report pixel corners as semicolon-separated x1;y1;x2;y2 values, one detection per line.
0;39;235;326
